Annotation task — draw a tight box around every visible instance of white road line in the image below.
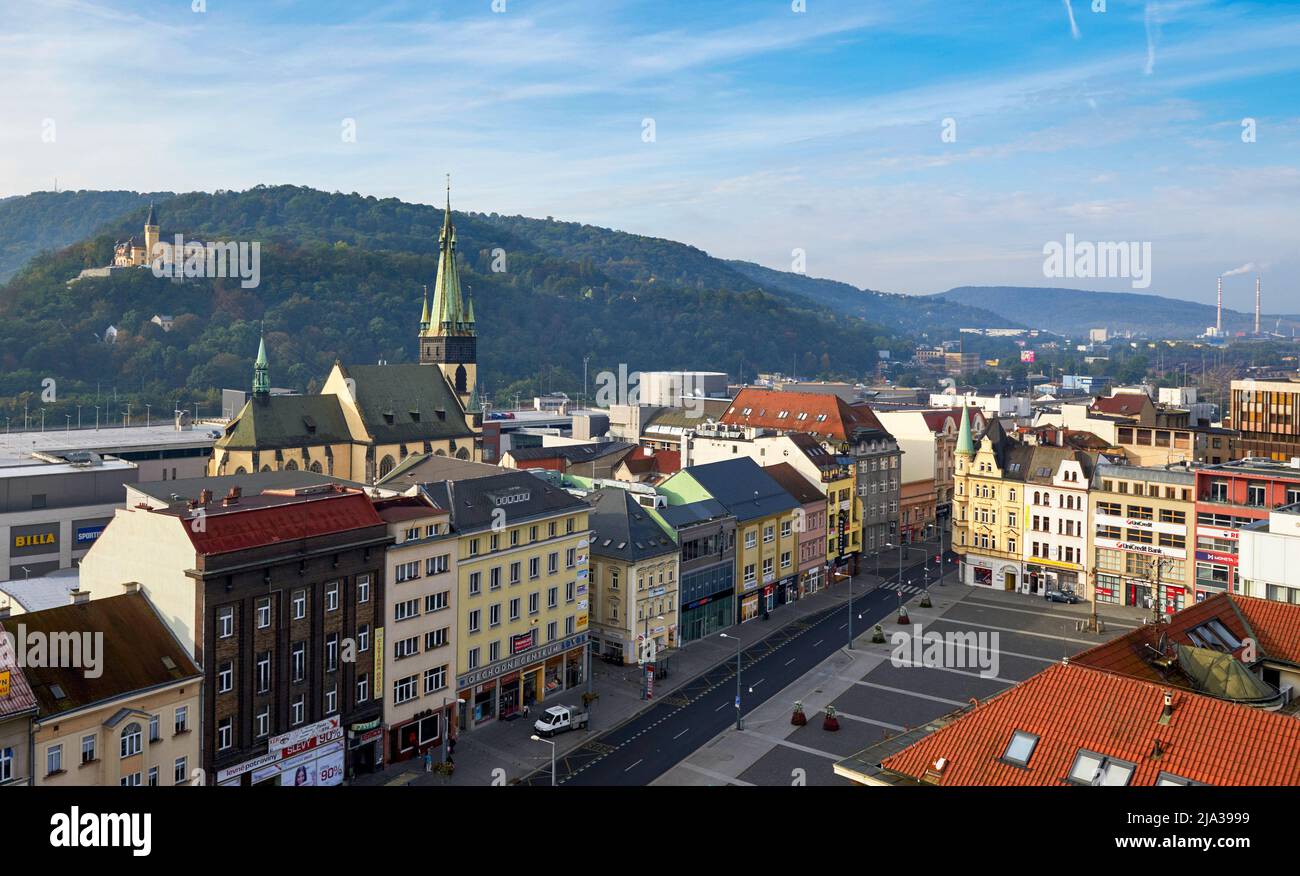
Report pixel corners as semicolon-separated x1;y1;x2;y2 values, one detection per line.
834;710;905;732
673;728;689;740
953;598;1141;629
785;657;797;666
751;678;765;688
813;639;824;647
838;623;847;630
677;761;756;786
924;616;1098;647
853;679;969;707
886;661;1015;685
742;729;841;761
715;702;728;712
624;759;643;772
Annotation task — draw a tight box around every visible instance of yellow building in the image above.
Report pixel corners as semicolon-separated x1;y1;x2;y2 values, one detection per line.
209;189;483;482
952;411;1027;590
586;487;680;665
420;468;591;730
659;458;801;622
2;591;203;787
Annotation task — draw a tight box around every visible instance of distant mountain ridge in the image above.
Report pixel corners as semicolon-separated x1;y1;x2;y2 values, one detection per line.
934;285;1300;338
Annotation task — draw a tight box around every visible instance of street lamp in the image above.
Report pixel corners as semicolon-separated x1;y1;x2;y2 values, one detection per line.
719;632;743;731
530;735;557;787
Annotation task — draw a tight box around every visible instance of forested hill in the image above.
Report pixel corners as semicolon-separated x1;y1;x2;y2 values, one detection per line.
0;185;902;418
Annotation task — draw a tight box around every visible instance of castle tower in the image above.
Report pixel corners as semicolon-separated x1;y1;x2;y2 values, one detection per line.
253;334;271;400
420;178;477;409
143;202;160;263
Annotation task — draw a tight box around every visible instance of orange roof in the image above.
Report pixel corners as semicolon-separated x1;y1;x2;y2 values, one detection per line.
721;388;885;441
880;662;1300;786
1072;592;1300;683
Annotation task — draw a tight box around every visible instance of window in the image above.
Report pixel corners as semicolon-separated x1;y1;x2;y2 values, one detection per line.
425;665;448;694
1247;482;1267;507
529;558;540;580
292;642;306;682
46;744;63;775
256;707;270;739
395;597;420;621
149;714;160;742
217;662;233;693
358;624;370;652
396;560;421;582
469;538;480;557
292;696;306;726
292;589;306;620
174;757;188;785
510;561;521;585
325;687;339;714
489;641;501;662
469;572;482;595
257;651;271;693
326;633;339;671
566;580;575;603
394;675;418;705
763;525;774;544
175;706;188;735
467;647;480;669
547;620;558;642
468;609;481;633
217;719;232;751
121;772;142;787
425;627;449;650
745;530;757;549
548;586;558;609
566;547;576;568
0;748;12;783
326;581;339;611
566;615;576;635
1002;731;1038;766
1068;750;1134;786
148;766;159;787
357;674;369;703
257;598;271;629
428;554;450;576
81;734;97;764
218;607;233;638
490;566;502;590
548;552;559;574
1156;772;1201;786
1209;481;1229;503
509;597;521;621
426;591;449;612
529;592;540;615
489;603;501;627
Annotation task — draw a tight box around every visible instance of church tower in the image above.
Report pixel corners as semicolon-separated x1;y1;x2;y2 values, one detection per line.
143;202;160;262
253;333;271;401
420;179;477;410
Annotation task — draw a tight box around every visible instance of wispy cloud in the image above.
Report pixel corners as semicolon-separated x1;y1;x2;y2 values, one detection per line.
1064;0;1081;39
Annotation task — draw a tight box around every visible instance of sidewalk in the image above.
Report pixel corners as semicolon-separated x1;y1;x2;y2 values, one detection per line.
352;541;943;787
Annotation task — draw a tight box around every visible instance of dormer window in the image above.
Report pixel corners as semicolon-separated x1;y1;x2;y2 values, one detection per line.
1068;750;1135;786
1002;730;1038;767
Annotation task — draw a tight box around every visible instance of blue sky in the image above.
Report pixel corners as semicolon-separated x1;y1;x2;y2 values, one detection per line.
3;0;1298;309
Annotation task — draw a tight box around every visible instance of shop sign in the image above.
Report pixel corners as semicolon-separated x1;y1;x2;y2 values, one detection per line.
75;524;106;545
457;632;588;689
1095;537;1185;560
511;629;536;655
1198;526;1239;541
374;627;385;694
1195;549;1236;565
270;715;340;751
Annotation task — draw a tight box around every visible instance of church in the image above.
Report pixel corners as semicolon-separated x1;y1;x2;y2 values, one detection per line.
113;202;180;268
208;189;485;483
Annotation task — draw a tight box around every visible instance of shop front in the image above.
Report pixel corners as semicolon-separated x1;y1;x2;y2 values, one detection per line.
962;556;1018;590
1023;562;1079;595
390;711;444;763
456;632;588;733
801;565;822;597
216;716;346;787
349;718;384;774
679;589;734;643
739;587;760;623
1094;573;1121;605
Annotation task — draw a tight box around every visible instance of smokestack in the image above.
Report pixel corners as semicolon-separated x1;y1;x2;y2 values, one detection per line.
1255;276;1261;335
1216;278;1223;333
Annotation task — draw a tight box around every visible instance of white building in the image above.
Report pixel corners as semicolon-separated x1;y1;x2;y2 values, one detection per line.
929;390;1030;421
1238;504;1300;605
638;371;729;406
1021;447;1094;596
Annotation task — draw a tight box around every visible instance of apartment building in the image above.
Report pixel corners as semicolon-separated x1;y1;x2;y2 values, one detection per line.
421;470;590;731
1022;446;1097;596
1194;458;1300;603
953;411;1027;591
1088;463;1196;614
763;462;828;599
373;494;457;764
587;488;679;665
649;500;736;644
1229;378;1300;460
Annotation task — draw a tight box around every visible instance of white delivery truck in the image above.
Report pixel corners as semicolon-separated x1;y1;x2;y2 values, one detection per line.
533;705;590;737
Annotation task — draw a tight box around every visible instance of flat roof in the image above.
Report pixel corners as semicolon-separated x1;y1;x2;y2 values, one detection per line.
0;567;80;613
0;423;219;465
0;456;137;480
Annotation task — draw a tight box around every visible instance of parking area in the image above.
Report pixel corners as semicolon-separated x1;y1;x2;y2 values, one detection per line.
657;578;1148;786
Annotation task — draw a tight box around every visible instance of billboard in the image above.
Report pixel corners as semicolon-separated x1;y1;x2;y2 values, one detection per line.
1020;350;1036;363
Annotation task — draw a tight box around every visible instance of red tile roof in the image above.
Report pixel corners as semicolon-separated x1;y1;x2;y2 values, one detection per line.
1228;595;1300;666
179;488;385;555
0;635;38;719
880;662;1300;786
1090;393;1151;416
721;388;884;441
620;448;680;477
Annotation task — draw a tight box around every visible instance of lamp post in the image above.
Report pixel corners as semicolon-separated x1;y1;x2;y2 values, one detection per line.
530;734;557;786
641;613;664;700
719;632;743;730
441;697;465;764
846;566;855;649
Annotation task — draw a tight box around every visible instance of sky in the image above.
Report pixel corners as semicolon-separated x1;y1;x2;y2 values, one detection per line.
2;0;1298;310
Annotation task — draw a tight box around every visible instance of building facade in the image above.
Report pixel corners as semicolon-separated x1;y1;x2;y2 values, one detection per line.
374;494;458;764
1087;463;1196;614
1021;446;1097;597
650;500;736;644
1194;458;1300;604
1229;378;1300;461
953;412;1026;590
422;471;591;731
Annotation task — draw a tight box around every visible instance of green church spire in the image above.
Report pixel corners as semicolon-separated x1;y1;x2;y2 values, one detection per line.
253;333;270;398
419;284;431;333
955;404;974;456
429;175;466;335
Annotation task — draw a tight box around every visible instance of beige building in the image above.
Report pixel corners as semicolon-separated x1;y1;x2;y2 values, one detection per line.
374;494;458;764
2;591;202;786
586;488;680;665
1088;463;1196;615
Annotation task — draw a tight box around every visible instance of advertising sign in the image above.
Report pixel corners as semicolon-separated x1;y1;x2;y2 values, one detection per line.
1020;350;1036;363
11;523;59;557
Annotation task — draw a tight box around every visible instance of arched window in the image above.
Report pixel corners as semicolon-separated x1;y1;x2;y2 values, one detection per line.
454;365;467;394
121;723;142;759
235;467;248;475
455;447;470;460
284;459;298;471
435;449;447;457
309;461;322;473
378;455;396;478
260;465;271;472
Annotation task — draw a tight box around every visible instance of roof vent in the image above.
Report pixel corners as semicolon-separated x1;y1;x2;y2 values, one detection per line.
199;488;213;505
223;485;241;506
1159;690;1174;724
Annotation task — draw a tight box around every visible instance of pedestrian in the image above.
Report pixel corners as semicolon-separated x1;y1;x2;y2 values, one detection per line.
424;749;433;772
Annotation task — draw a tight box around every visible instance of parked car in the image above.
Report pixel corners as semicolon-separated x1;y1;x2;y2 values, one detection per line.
533;705;589;737
1044;589;1082;604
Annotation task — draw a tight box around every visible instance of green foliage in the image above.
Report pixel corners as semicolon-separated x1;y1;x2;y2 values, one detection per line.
0;186;904;420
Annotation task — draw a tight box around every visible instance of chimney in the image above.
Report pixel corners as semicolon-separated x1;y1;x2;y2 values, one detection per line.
1159;690;1174;724
1216;277;1223;333
199;488;213;505
1255;276;1261;335
121;581;141;594
223;485;241;507
69;589;91;605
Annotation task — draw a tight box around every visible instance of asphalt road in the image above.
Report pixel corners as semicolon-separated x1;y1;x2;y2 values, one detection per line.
521;547;945;786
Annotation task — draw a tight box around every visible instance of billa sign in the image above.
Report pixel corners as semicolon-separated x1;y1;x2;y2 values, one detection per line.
11;524;59;556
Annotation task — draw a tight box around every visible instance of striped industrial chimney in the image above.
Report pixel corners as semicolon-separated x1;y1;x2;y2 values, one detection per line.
1217;277;1223;333
1255;276;1262;335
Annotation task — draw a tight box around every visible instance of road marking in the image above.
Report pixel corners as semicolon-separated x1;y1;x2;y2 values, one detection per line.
743;729;840;761
838;623;847;629
624;759;643;772
833;710;905;732
751;678;765;688
785;657;797;666
673;728;690;740
677;761;756;786
852;679;969;707
924;616;1098;647
715;702;728;712
887;661;1016;685
813;639;824;647
953;598;1141;629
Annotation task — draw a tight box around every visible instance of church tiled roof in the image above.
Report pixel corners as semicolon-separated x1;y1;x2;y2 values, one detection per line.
342;363;475;445
220;394;353;450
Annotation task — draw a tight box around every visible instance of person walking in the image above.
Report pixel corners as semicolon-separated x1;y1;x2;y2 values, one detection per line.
424;749;433;773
